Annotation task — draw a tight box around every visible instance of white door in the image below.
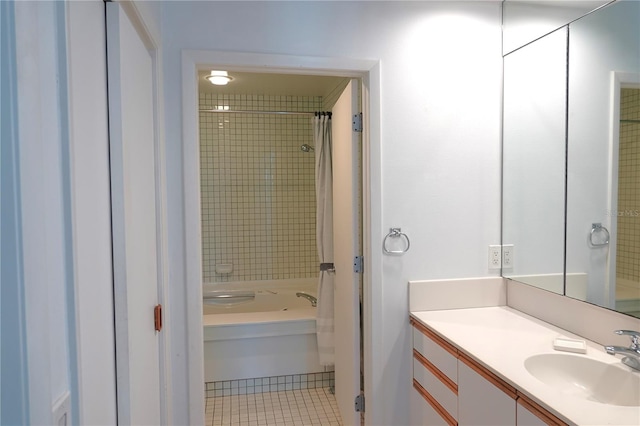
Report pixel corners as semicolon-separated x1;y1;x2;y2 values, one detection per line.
332;79;363;426
106;3;161;425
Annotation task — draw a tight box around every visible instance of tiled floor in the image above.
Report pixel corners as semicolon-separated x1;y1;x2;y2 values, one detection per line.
205;387;343;426
206;372;335;398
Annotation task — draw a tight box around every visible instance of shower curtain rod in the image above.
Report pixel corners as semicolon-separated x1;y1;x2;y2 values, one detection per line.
199;108;331;117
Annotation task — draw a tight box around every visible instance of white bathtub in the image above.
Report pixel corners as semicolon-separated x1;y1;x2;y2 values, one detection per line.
203;278;321;382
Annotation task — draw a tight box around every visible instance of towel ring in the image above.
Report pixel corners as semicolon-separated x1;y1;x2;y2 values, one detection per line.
589;223;610;247
383;228;410;254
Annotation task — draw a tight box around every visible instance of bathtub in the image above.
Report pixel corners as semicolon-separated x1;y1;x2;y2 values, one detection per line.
203;278;322;382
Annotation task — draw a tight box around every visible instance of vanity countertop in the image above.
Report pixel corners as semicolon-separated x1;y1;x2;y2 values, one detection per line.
410;306;640;425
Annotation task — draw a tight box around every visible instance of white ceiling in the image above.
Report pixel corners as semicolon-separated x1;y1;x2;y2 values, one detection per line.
197;70;348;97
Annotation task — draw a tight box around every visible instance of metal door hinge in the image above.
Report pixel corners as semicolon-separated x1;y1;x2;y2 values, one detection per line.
354;394;365;412
154;304;163;332
352;113;363;132
353;256;364;273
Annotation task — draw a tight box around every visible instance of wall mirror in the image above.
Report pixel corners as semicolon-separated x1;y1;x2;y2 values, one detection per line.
502;0;611;55
502;0;640;318
503;25;567;294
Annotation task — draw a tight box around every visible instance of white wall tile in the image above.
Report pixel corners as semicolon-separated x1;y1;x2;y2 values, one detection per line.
199;93;321;283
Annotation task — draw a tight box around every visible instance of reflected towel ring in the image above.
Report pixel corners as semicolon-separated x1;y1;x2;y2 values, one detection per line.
383;228;410;254
589;223;610;247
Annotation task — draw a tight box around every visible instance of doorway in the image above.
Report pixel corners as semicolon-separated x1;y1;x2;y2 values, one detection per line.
613;84;640;317
181;51;379;426
198;71;360;426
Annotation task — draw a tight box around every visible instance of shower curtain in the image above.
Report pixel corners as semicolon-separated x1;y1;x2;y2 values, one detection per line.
314;112;334;367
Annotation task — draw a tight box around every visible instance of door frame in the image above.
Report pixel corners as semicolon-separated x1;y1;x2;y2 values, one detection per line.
181;50;382;424
107;2;171;424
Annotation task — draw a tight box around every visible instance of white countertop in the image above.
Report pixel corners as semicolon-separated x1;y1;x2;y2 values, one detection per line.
411;306;640;425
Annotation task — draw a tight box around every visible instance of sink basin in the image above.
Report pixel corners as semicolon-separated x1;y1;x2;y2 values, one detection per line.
524;353;640;407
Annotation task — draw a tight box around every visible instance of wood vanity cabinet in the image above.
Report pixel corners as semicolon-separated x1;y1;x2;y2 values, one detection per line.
411;318;459;425
410;317;568;426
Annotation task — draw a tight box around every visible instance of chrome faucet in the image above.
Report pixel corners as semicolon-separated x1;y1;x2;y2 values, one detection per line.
604;330;640;371
296;292;317;307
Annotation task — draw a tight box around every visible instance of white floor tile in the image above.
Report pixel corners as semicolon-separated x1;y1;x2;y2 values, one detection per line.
206;388;343;426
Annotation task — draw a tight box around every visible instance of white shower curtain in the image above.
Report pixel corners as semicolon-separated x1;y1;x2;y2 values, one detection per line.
314;113;334;367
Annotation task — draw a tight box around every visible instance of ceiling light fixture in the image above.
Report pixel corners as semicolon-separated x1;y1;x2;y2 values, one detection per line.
206;70;233;86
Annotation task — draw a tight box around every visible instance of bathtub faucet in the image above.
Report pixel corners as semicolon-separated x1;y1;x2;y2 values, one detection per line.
296;292;317;307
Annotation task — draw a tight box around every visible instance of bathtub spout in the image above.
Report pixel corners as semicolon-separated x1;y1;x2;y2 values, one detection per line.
296;292;317;307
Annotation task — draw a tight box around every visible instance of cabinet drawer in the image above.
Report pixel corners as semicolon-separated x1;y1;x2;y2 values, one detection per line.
517;400;549;426
412;323;458;383
517;394;568;426
411;384;451;426
413;357;458;421
413;380;457;426
458;355;516;426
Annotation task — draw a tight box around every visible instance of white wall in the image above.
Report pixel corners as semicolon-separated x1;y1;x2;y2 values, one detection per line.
161;2;502;424
8;1;75;424
1;1;30;423
130;0;162;46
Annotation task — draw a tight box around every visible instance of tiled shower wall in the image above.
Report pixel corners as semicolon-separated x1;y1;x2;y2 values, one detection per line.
199;93;322;283
617;88;640;283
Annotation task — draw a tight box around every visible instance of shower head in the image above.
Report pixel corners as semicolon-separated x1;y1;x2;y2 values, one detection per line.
301;144;315;152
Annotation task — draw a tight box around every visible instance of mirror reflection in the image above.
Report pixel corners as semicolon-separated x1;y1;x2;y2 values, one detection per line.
613;87;640;316
566;0;640;316
502;27;567;293
502;0;640;318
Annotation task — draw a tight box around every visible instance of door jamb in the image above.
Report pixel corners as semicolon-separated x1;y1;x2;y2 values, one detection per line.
181;50;382;425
